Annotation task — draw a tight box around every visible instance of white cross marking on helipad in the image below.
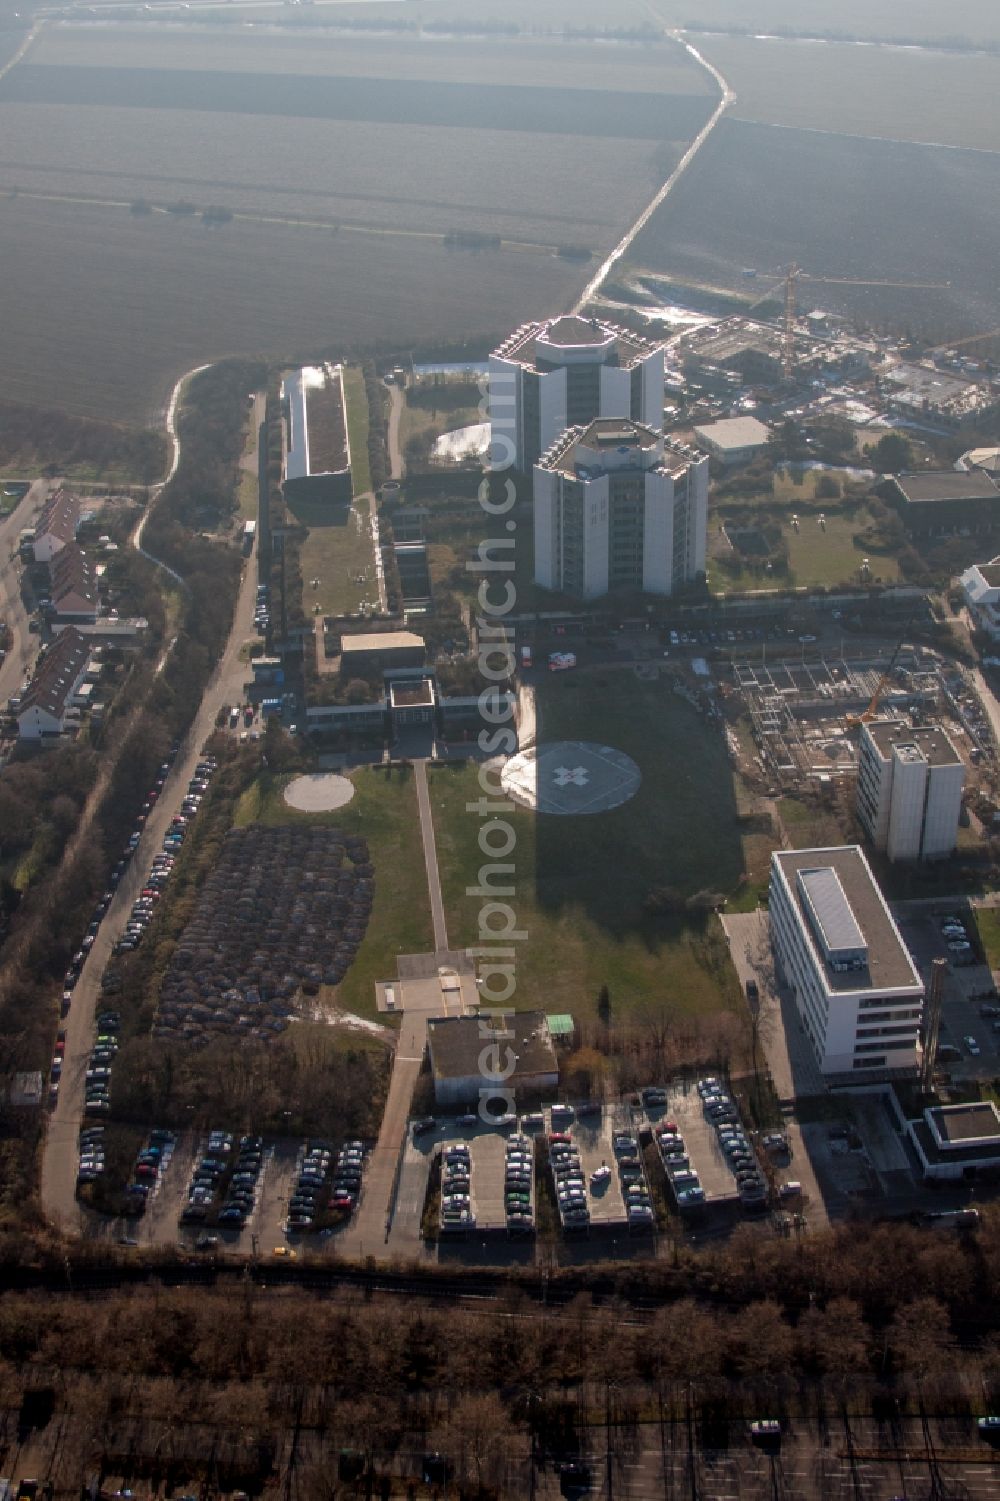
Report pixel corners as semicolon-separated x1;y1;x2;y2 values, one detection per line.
553;766;589;787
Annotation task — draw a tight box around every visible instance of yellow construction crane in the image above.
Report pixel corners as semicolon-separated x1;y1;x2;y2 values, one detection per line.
747;264;950;378
845;630;912;729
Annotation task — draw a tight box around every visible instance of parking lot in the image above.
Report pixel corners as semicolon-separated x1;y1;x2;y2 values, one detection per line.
896;905;999;1077
646;1084;740;1203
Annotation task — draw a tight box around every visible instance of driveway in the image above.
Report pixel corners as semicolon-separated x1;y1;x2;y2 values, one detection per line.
41;419;265;1234
720;910;826;1101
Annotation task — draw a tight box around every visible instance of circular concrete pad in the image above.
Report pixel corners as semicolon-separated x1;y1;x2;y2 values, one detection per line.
283;772;355;813
501;741;641;816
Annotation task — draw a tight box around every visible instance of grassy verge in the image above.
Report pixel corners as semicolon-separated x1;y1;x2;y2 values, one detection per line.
343;364;372;499
429;674;746;1022
233;764;433;1017
237;414;258;522
973;907;1000;971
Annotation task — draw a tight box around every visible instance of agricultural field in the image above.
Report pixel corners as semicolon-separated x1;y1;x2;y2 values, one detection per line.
430;673;747;1022
0;23;714;422
232;765;433;1020
697;35;1000;151
631;117;1000;345
182;0;1000;47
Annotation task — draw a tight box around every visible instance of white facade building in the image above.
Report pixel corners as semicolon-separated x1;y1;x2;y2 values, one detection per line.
533;418;708;601
769;846;924;1078
960;558;1000;640
489;315;665;472
856;719;965;862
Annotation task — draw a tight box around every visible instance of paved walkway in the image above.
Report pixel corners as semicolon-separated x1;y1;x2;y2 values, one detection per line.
414;760;449;953
720;910;826;1101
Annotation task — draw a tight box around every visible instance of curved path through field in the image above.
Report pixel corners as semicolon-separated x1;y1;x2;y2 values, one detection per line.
130;362;214;590
573;17;734;312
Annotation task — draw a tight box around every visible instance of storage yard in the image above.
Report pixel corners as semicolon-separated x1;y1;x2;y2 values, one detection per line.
154;824;373;1044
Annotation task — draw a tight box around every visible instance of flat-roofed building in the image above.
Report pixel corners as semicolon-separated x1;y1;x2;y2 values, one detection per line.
338;630;426;675
427;1011;559;1109
883;470;1000;536
692;415;771;465
489;315;665;471
533;417;708;601
907;1100;1000;1180
856;719;965;862
769;845;924;1079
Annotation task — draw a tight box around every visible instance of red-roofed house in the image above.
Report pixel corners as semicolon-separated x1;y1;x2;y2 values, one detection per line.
17;627;91;739
49;542;99;622
33;489;80;564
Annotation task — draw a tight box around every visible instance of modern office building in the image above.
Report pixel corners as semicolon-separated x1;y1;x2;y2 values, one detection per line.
769;845;924;1078
489;315;665;471
856;719;965;862
532;418;708;600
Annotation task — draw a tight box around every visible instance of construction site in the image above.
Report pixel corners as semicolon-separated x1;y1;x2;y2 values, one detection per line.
721;644;996;789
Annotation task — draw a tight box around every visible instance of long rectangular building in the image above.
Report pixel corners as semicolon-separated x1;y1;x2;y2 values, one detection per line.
769;845;924;1078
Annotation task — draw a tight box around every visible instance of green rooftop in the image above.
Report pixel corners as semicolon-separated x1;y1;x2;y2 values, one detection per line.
546;1013;575;1038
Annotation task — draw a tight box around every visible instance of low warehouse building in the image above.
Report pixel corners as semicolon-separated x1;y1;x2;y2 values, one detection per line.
692;415;771;465
427;1012;559;1109
339;630;426;675
882;470;1000;536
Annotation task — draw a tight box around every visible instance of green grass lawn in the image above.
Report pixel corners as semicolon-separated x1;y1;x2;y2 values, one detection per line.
343;364;372;499
709;469;899;593
973;907;1000;971
429;674;747;1022
237;414;258;522
288;490;378;619
233;764;433;1018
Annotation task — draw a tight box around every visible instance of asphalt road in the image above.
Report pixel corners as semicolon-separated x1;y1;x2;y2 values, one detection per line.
40;410;265;1235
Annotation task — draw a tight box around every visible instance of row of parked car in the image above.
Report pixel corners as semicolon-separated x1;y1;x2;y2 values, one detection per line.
287;1139;365;1233
83;1008;120;1118
180;1130;263;1228
549;1131;590;1231
940;912;978;968
114;756;216;956
440;1143;475;1234
123;1128;176;1215
77;1124;105;1184
699;1077;769;1210
505;1134;534;1236
254;583;270;636
655;1121;705;1208
613;1129;655;1230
